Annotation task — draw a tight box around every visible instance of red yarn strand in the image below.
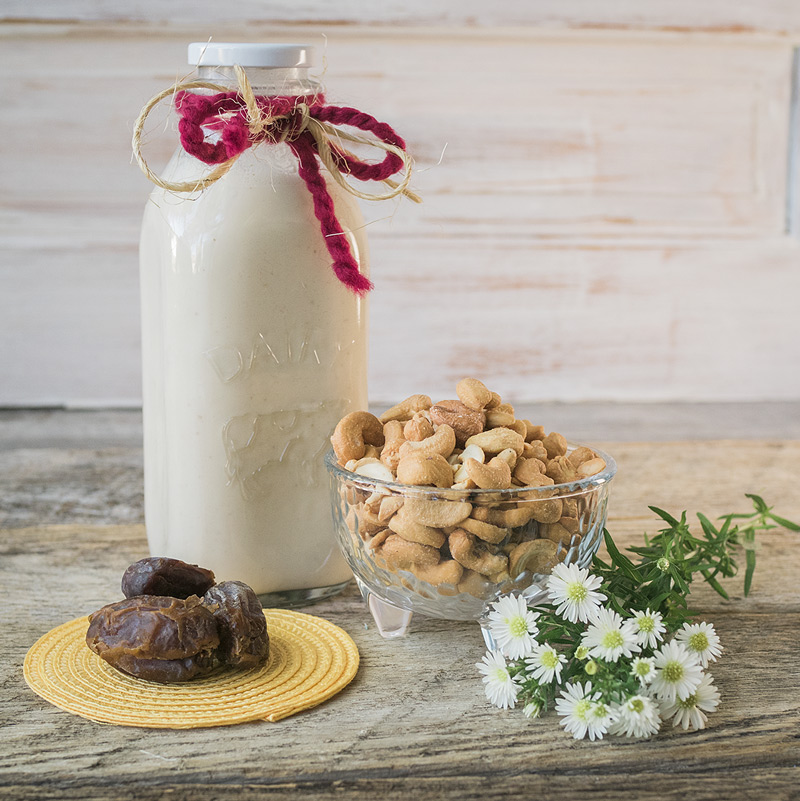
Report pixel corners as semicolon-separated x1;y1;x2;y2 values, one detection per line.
172;91;409;294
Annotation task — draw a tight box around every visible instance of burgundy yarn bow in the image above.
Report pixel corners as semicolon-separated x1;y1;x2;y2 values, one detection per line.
173;90;412;294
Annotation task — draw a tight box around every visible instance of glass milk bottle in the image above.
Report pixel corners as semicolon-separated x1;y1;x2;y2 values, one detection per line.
139;43;367;605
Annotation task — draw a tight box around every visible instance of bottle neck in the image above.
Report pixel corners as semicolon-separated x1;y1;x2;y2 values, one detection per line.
197;65;320;97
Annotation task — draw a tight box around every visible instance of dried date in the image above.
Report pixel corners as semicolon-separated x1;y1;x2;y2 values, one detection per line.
86;595;221;682
202;581;269;668
121;557;215;600
107;651;220;683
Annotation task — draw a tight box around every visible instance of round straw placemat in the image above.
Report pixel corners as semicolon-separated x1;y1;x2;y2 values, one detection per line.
23;608;359;728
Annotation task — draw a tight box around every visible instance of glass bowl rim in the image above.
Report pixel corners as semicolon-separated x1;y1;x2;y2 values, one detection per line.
324;441;616;501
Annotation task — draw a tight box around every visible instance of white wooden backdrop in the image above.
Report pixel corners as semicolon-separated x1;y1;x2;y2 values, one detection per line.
2;2;800;406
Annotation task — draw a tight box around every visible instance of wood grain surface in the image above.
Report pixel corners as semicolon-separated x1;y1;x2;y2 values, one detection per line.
1;437;798;800
3;1;800;34
2;14;800;406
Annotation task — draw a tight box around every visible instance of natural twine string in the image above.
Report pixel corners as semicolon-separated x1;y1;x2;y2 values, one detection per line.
132;65;421;203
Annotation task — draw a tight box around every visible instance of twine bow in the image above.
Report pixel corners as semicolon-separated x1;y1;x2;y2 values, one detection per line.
132;65;420;294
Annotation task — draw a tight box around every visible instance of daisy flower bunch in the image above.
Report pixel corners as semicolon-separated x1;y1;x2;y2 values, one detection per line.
477;570;723;740
476;495;797;740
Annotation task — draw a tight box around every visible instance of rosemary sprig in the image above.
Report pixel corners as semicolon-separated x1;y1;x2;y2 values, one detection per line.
591;494;799;631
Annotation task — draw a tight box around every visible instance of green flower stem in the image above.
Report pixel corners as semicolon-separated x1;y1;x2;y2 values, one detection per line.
589;494;798;631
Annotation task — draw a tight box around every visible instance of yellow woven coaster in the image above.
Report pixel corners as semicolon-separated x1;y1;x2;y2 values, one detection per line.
23;608;359;729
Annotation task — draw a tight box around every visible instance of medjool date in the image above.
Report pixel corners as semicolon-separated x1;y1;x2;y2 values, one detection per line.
121;557;215;600
201;581;269;668
108;651;220;683
86;595;221;682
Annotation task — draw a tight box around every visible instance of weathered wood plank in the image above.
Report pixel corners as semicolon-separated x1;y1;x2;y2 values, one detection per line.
3;1;800;36
1;439;798;799
1;26;798;406
3;29;791;237
1;527;797;799
3;238;800;405
369;239;800;405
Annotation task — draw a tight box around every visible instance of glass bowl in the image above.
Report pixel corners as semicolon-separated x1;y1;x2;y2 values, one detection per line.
325;444;616;639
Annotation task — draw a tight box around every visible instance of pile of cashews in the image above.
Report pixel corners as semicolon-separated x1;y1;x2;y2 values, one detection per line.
330;378;608;597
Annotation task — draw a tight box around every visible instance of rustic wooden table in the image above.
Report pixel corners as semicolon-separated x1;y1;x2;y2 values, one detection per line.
1;409;799;800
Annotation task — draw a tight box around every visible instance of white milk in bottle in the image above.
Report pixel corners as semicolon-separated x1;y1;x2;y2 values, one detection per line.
139;43;367;604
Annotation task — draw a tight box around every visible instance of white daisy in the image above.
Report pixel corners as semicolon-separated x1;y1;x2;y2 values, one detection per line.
546;563;606;624
525;643;567;684
675;622;722;668
650;641;703;702
660;673;721;731
522;700;543;719
554;681;606;740
586;701;615;741
609;695;661;739
581;607;641;662
487;594;540;659
630;608;666;649
631;656;656;686
476;650;520;709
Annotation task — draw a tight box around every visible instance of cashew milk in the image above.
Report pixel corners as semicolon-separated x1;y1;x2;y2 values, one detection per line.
139;49;367;602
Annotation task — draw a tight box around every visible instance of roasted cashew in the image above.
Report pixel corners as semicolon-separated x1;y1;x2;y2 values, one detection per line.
485;409;515;428
363;491;384;515
380;420;405;473
567;446;596;468
377;494;405;524
403;411;434;442
331;411;385;465
577;457;607;479
352;457;396;483
366;528;393;551
471;504;538;529
540;521;573;546
523;421;546;442
495;448;518;470
486;392;503;410
529;497;563;524
514;458;545;487
459;515;507;545
388;507;446;548
412;559;464;588
518;471;555;492
456;377;492;411
429;400;485;446
508;539;561;578
523;439;548;462
379;394;432;424
465;428;525;457
542;431;568;460
457;568;493;598
354;504;384;537
374;534;440;570
395;452;454;488
398;423;457;461
448;529;509;579
464;456;512;490
555;515;582;547
562;497;578;517
545;455;578;485
460;444;485;463
402;497;472;528
506;419;528;439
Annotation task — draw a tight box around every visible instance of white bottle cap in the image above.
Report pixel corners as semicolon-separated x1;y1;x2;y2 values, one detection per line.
188;42;314;68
